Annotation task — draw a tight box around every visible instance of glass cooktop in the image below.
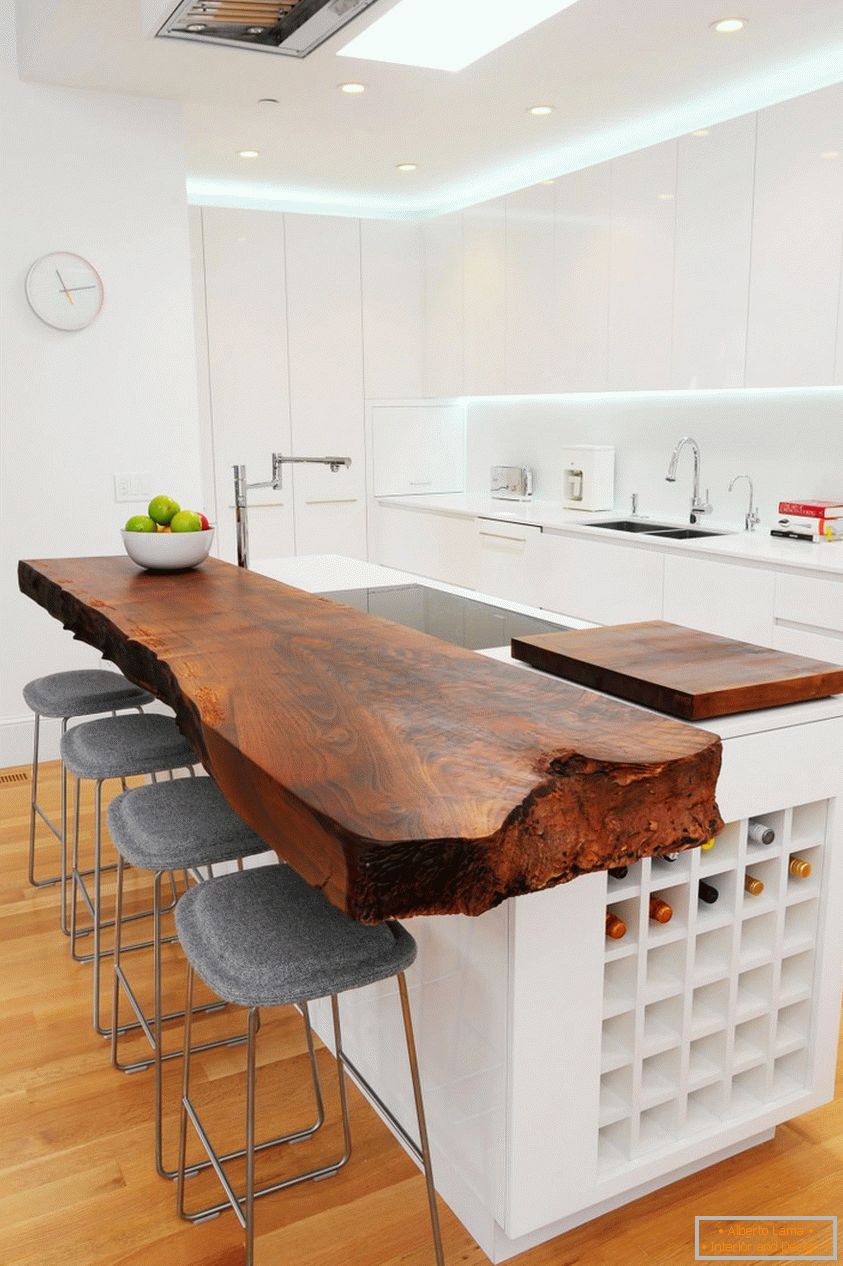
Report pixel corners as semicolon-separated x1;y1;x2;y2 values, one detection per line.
316;583;570;651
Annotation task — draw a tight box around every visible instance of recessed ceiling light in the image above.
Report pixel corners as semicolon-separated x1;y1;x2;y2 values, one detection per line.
396;163;418;172
711;17;746;33
657;192;675;201
820;150;840;159
529;105;555;116
541;178;556;185
237;150;260;159
338;0;584;73
339;82;367;94
691;128;711;137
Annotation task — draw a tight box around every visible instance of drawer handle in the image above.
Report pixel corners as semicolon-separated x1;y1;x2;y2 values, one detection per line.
478;530;527;544
304;498;359;506
409;481;433;487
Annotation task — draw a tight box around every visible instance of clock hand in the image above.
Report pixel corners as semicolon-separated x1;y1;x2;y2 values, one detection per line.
55;268;75;305
64;285;98;292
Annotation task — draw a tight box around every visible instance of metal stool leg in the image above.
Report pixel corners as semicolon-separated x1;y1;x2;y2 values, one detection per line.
397;972;445;1266
27;713;68;892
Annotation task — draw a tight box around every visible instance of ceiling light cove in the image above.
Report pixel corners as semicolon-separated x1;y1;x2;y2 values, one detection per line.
338;0;583;73
339;82;367;94
396;163;418;172
529;105;555;116
237;150;260;159
712;17;747;33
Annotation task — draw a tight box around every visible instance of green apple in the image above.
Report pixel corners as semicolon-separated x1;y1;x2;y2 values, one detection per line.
170;509;203;533
148;494;180;526
124;515;156;533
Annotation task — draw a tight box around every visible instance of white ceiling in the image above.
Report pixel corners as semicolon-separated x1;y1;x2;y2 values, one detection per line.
14;0;843;217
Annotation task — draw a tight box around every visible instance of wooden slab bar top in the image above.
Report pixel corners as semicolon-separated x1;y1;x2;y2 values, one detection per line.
512;620;843;721
19;558;723;921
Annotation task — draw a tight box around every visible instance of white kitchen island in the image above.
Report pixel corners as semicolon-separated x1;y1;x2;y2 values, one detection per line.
255;554;843;1263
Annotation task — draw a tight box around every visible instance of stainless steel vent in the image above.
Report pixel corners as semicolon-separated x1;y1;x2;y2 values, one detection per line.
158;0;381;58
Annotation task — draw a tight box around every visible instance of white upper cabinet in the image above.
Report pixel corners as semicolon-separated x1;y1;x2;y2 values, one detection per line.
360;219;424;399
745;84;843;387
608;140;677;390
199;207;295;563
555;162;611;391
371;404;465;497
671;116;755;389
422;212;464;397
463;196;507;397
284;214;367;559
505;182;559;394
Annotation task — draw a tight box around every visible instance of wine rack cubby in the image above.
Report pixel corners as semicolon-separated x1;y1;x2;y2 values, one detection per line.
598;801;828;1174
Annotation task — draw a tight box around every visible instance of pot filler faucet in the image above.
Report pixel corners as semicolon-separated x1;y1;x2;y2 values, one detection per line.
665;436;712;523
233;452;352;569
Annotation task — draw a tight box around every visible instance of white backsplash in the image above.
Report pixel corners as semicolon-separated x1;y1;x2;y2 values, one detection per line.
466;389;843;529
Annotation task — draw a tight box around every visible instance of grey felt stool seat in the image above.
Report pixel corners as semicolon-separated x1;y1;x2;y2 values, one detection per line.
60;713;198;1036
106;778;323;1182
175;866;444;1266
22;668;153;919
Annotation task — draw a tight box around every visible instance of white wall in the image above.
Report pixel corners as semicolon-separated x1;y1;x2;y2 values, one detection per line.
0;0;202;765
464;390;843;529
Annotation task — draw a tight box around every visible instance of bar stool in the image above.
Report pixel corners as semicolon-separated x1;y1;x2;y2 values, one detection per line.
22;669;153;930
61;712;197;1035
175;865;445;1266
107;777;325;1179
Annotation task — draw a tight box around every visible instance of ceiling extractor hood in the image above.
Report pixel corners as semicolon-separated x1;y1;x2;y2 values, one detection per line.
157;0;381;58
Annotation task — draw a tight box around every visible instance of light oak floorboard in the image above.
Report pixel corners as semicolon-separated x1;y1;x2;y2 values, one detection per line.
1;761;841;1265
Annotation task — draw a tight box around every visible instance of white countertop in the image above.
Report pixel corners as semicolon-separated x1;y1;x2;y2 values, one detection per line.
379;493;843;577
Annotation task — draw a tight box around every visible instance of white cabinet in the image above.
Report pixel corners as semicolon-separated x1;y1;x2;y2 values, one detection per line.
371;502;476;587
284;214;367;560
474;518;544;607
463;196;507;396
772;571;843;664
505;183;558;394
663;554;775;645
607;141;677;390
671;116;755;389
539;533;664;624
360;219;424;399
422;213;464;397
555;162;611;391
199;207;296;564
745;84;843;387
371;405;465;497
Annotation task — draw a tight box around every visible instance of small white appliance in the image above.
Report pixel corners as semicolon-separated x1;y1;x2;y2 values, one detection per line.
561;445;615;511
491;465;533;500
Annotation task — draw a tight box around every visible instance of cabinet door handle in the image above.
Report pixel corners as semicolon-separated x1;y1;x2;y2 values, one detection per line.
304;497;359;506
409;480;433;487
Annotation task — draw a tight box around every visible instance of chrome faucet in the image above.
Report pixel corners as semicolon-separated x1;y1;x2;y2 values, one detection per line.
233;452;352;569
729;473;760;531
665;436;712;523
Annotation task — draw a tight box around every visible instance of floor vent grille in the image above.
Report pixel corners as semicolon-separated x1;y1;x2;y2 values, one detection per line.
0;771;29;786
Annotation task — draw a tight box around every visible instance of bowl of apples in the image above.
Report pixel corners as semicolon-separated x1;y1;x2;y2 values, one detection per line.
122;495;215;571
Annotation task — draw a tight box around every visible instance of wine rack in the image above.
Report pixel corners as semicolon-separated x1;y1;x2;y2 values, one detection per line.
598;800;828;1174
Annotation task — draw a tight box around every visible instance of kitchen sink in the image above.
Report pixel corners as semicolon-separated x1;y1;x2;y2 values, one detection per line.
588;520;676;533
585;520;729;540
651;527;723;539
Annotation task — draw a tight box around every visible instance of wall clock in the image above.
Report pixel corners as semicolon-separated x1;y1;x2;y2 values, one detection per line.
25;251;104;331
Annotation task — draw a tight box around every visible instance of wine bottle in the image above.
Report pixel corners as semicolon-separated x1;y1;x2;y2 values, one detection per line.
606;911;627;940
649;896;673;924
701;838;716;852
789;856;812;879
744;873;764;896
748;820;775;846
608;866;628;880
698;880;719;904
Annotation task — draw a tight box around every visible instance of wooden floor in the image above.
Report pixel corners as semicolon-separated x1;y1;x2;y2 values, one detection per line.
1;762;842;1266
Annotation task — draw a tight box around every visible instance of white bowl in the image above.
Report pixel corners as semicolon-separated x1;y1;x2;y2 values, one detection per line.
121;527;215;571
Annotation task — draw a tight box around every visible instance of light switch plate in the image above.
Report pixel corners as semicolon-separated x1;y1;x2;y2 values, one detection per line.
114;472;152;503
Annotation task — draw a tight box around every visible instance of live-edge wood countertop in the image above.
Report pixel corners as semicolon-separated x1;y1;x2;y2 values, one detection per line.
19;556;723;921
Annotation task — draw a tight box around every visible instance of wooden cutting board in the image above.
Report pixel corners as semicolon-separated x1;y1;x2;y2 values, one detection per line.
511;620;843;720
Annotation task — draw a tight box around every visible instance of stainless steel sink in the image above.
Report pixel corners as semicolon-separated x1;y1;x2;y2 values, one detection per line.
585;520;729;540
651;527;723;540
587;520;676;533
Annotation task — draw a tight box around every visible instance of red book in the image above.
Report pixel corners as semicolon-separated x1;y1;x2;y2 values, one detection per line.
778;499;843;517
